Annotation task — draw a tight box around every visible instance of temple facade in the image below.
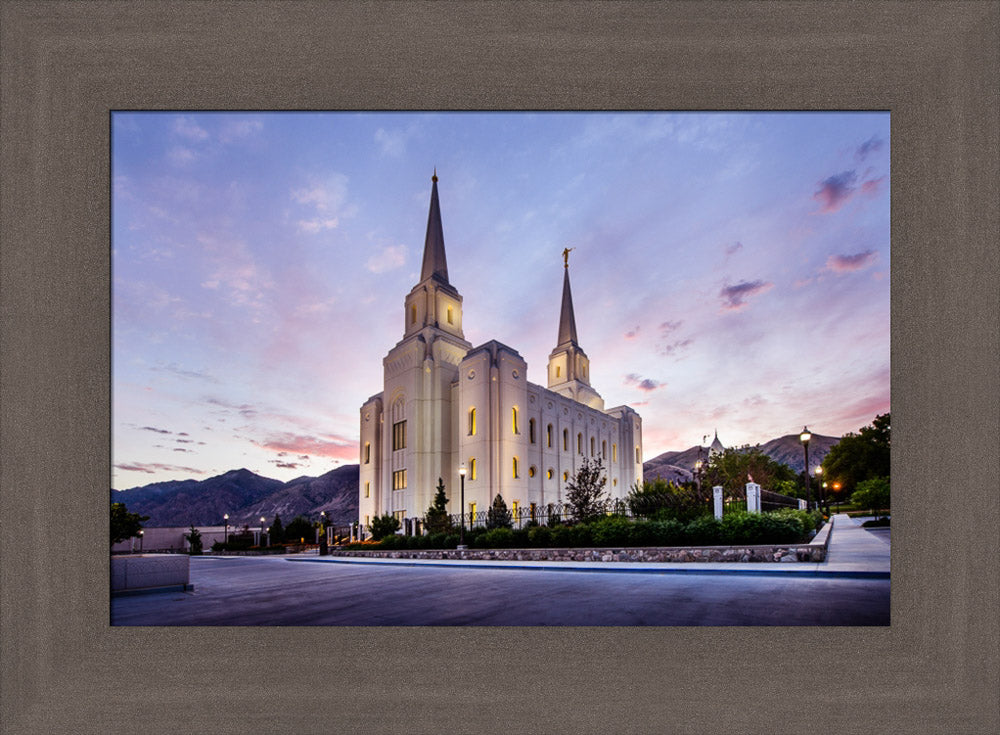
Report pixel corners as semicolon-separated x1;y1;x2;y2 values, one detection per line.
358;173;642;533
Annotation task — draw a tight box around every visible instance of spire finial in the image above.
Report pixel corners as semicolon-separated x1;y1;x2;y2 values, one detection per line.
562;246;574;269
432;167;438;183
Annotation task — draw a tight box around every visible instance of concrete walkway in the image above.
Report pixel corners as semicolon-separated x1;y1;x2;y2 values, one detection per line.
281;514;890;579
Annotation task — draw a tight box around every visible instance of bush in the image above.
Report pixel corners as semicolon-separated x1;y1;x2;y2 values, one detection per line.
477;528;515;548
770;508;822;536
649;519;686;546
683;516;723;546
590;516;633;547
719;512;802;545
369;513;401;541
527;525;552;548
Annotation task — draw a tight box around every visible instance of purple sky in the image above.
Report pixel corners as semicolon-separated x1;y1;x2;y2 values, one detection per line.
112;112;890;489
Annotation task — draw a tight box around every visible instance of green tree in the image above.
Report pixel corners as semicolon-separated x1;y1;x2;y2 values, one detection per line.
110;502;149;547
424;477;453;534
270;514;284;544
284;515;313;544
369;513;400;541
627;477;708;522
703;445;797;496
850;476;890;519
183;525;203;555
565;456;609;523
822;413;890;498
485;493;513;529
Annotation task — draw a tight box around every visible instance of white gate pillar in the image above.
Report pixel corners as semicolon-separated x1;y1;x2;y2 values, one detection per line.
746;482;761;513
713;486;724;519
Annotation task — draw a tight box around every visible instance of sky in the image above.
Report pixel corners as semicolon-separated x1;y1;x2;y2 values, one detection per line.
112;112;890;489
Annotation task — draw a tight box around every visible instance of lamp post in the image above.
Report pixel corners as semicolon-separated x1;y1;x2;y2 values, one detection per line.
800;427;812;510
815;466;824;515
260;516;267;547
138;529;143;552
458;464;467;548
319;510;328;555
223;513;229;544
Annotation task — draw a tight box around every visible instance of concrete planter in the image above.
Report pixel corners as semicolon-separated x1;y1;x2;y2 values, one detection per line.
111;554;191;593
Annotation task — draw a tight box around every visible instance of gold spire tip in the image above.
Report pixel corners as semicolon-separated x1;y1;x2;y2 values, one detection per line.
432;167;438;183
562;246;574;268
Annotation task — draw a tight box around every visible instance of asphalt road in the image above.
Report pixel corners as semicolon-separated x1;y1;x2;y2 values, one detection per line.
111;555;890;626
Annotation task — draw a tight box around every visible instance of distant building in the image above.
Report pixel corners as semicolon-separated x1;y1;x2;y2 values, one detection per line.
358;173;642;533
708;430;725;457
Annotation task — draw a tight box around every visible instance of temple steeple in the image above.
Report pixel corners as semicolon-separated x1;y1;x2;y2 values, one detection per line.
547;250;603;410
420;169;449;285
557;266;579;347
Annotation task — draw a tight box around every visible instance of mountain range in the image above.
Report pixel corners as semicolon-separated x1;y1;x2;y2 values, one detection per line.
112;433;839;527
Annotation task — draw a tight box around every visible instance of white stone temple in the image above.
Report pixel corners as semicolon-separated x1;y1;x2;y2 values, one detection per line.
358;173;642;532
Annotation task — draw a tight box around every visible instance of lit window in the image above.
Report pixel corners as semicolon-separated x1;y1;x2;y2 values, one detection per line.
364;442;371;464
364;481;370;498
530;502;537;521
410;304;417;324
563;470;569;482
513;456;519;478
636;446;641;463
393;510;405;522
613;443;617;462
364;515;369;527
528;465;536;478
512;406;519;434
447;305;453;324
470;502;477;524
563;429;568;451
469;407;476;436
529;418;536;444
547;468;553;480
613;478;618;487
392;420;406;450
470;457;477;481
547;424;553;448
392;469;407;490
556;365;561;378
512;500;519;519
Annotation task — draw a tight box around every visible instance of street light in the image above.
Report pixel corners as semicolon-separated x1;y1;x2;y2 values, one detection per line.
458;464;467;548
223;513;229;544
800;427;812;510
319;510;328;555
138;529;143;552
815;466;825;515
260;516;267;547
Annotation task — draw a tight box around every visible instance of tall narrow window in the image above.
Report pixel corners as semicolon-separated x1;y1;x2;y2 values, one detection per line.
528;465;536;478
563;429;568;451
512;500;519;519
529;418;536;444
364;442;371;464
512;456;519;478
392;469;407;490
556;365;561;378
364;481;370;498
547;468;553;480
590;437;595;456
636;446;641;463
577;433;583;454
613;443;617;462
410;304;417;325
392;420;407;450
563;470;569;482
468;407;476;436
546;424;553;448
447;305;454;324
602;440;607;458
470;502;477;525
469;457;477;481
530;502;537;521
512;406;519;435
393;510;405;522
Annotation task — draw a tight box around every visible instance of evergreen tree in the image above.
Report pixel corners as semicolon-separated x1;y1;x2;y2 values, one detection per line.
565;457;609;523
424;477;453;534
485;493;513;529
369;513;400;541
110;502;149;546
270;514;284;544
183;525;203;555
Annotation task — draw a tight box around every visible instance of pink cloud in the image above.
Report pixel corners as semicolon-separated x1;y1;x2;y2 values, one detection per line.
255;432;356;460
813;170;858;213
825;250;877;273
861;176;885;197
625;373;663;392
624;325;640;340
115;462;206;475
719;280;773;312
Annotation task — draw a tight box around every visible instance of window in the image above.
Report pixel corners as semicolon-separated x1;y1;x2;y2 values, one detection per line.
529;418;536;444
392;469;407;490
590;436;595;456
613;478;618;487
512;406;519;435
393;510;405;522
470;502;477;525
577;433;583;454
468;407;476;436
364;481;370;498
364;442;371;464
447;305;453;324
530;502;537;521
512;500;519;519
547;468;553;480
563;429;568;451
392;420;407;450
364;515;369;527
546;424;553;448
556;365;561;378
512;456;519;478
528;465;536;478
563;470;569;482
469;457;477;481
602;440;607;458
613;443;617;462
636;446;641;463
410;304;417;324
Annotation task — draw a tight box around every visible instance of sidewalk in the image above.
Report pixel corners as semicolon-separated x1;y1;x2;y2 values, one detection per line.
280;514;890;579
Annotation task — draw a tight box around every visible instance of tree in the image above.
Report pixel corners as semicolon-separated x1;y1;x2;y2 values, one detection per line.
424;477;452;534
626;477;707;522
703;445;797;497
485;494;513;529
565;456;609;523
850;476;890;519
270;514;284;544
183;525;203;555
284;515;313;544
822;413;890;498
110;502;149;547
369;513;400;541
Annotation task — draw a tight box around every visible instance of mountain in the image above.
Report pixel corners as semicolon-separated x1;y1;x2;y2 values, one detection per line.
111;465;358;528
643;432;841;479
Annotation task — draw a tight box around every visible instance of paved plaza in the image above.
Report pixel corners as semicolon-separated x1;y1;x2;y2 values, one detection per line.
111;514;890;626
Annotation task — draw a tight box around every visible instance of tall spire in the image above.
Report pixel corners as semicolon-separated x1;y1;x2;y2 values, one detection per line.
420;169;449;284
557;262;579;347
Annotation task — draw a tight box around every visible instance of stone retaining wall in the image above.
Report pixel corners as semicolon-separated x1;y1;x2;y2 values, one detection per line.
329;522;832;564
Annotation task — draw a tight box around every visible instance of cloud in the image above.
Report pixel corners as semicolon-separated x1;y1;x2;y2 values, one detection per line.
115;462;205;475
813;170;858;213
219;119;263;143
153;363;218;382
658;338;693;356
374;127;413;157
291;174;349;213
172;447;192;453
172;116;209;141
825;250;877;273
139;426;171;434
167;147;197;166
659;320;683;334
366;244;407;273
861;176;886;197
719;280;773;311
725;241;743;256
625;373;663;392
175;438;194;444
855;136;884;161
297;218;340;234
271;460;301;469
254;431;356;460
205;397;259;418
624;325;640;340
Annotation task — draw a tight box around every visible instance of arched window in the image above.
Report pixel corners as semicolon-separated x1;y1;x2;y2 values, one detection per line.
512;406;519;435
563;470;569;482
364;442;371;464
636;446;641;463
512;456;519;478
556;365;561;378
546;423;553;448
469;457;477;480
602;440;607;458
590;436;595;456
528;465;536;478
577;433;583;454
447;305;454;324
364;481;370;498
547;468;553;480
529;418;536;444
468;407;476;436
410;304;417;325
613;443;617;462
563;429;569;451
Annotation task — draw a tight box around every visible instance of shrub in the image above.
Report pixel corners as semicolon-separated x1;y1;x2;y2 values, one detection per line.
649;519;686;546
369;513;401;541
683;516;723;545
770;508;822;536
590;516;633;547
527;525;552;548
510;528;530;548
478;528;515;548
719;512;801;545
485;494;513;529
628;478;710;523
